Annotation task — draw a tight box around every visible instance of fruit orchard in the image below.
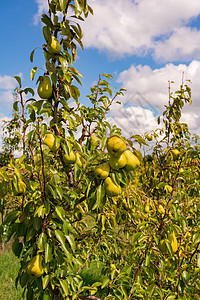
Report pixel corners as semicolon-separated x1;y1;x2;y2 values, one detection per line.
0;1;200;299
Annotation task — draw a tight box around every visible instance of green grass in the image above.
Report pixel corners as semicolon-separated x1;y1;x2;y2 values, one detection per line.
0;249;23;300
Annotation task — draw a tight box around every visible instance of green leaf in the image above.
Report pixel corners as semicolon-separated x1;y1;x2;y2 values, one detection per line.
13;101;19;112
14;76;22;88
74;0;83;16
42;25;51;43
59;279;69;296
68;85;80;104
30;67;39;81
66;234;76;252
45;243;52;263
12;238;23;257
38;232;47;251
41;14;53;27
59;56;68;73
59;0;68;11
55;230;66;247
55;206;66;221
30;48;36;63
101;278;110;289
42;275;50;289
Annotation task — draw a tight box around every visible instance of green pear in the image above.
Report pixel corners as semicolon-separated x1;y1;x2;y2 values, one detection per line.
14;180;26;196
27;255;44;277
107;135;126;158
47;36;61;54
158;239;168;254
63;150;76;164
94;162;110;179
90;135;100;146
104;177;121;197
75;152;86;167
0;179;8;198
37;76;52;99
44;133;60;152
109;153;127;170
123;150;140;171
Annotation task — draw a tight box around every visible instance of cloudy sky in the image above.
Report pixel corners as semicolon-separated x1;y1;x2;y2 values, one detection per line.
1;0;200;148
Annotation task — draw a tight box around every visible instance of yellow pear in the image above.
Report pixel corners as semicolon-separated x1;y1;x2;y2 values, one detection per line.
94;162;110;179
0;179;8;198
104;177;121;197
14;180;26;196
27;255;44;277
158;204;165;216
172;149;180;159
169;231;178;252
47;36;61;54
109;153;127;170
123;150;140;171
44;133;59;152
107;135;126;158
63;150;76;164
37;76;52;99
146;134;153;141
165;184;173;193
144;204;150;213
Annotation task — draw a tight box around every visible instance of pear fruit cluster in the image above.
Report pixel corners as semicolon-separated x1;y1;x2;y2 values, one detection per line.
94;135;140;197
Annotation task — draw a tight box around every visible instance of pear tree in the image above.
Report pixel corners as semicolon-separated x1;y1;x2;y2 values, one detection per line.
0;1;141;299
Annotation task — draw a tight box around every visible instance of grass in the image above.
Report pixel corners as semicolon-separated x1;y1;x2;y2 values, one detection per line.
0;248;23;300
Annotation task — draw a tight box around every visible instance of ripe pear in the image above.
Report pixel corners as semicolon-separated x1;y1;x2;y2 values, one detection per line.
123;150;140;171
158;204;165;216
107;135;126;158
165;184;173;193
0;179;8;198
172;149;180;159
44;133;59;152
169;231;178;252
47;36;61;54
14;180;26;196
63;150;76;164
37;76;52;99
104;177;121;197
144;204;150;213
27;255;44;277
109;153;127;170
90;135;100;146
146;134;153;141
94;162;110;179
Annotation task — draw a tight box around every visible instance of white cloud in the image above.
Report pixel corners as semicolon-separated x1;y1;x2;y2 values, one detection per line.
153;27;200;62
81;0;200;60
108;103;158;138
108;60;200;137
0;75;17;90
33;0;48;25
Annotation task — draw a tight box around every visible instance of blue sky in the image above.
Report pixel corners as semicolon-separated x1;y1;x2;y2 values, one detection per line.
1;0;200;148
